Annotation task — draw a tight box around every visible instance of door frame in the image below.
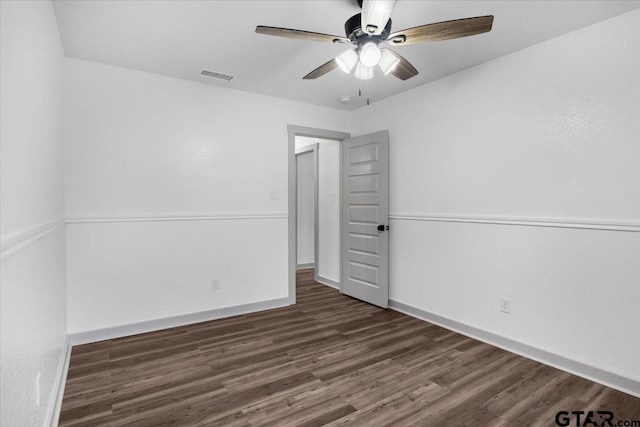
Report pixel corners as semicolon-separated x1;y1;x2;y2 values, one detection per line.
294;143;318;275
287;125;350;305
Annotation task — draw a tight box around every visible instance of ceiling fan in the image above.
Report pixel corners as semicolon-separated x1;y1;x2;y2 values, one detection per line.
256;0;493;81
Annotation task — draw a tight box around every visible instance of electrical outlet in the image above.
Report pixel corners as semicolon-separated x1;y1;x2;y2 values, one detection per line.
269;190;280;200
211;278;220;290
500;297;511;314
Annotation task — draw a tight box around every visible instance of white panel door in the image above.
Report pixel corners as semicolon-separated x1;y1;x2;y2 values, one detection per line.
341;130;389;308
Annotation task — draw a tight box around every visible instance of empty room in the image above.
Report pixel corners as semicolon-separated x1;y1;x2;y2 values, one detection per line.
1;0;639;426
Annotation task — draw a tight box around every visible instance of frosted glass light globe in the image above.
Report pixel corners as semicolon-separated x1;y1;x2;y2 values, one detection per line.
336;49;358;73
359;42;381;67
378;49;400;75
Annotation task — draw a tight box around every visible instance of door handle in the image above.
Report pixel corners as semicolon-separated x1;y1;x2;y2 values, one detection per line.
377;225;389;232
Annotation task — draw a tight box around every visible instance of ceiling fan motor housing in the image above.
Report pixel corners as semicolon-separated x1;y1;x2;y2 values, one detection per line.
345;13;392;47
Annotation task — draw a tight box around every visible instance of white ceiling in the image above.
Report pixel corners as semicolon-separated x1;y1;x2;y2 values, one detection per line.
52;0;640;111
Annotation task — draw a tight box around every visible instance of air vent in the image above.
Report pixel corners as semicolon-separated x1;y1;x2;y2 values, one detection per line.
200;69;234;81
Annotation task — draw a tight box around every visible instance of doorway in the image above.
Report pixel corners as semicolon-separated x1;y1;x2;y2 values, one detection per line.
295;143;316;272
287;126;350;305
295;137;342;289
288;126;390;309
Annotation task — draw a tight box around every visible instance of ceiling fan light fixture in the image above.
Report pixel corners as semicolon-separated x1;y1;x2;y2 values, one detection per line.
335;49;358;73
359;42;381;67
361;0;397;35
256;7;493;83
378;50;400;75
354;62;373;80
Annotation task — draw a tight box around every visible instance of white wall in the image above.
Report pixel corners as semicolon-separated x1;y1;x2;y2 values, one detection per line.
63;58;349;334
317;140;340;283
0;1;68;425
352;10;640;389
296;151;315;266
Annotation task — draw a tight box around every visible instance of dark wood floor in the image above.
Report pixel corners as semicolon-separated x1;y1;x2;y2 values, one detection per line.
60;269;640;426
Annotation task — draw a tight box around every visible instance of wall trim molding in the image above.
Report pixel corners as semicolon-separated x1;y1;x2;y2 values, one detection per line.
66;213;288;224
317;276;340;290
0;219;65;260
389;299;640;398
69;297;290;346
389;213;640;232
0;212;289;258
48;337;72;427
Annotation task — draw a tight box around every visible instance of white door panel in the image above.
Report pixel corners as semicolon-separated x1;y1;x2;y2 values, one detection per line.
349;205;380;224
341;130;389;308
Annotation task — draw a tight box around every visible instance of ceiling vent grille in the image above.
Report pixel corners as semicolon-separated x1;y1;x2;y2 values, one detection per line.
200;69;234;81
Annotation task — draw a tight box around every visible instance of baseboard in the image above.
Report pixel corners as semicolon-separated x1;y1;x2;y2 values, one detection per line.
317;276;340;290
48;337;72;427
389;299;640;398
296;263;315;270
69;298;290;346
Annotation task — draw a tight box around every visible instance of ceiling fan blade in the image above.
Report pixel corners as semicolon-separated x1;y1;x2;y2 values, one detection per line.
382;49;418;80
303;59;339;80
361;0;397;35
387;15;494;45
256;26;350;44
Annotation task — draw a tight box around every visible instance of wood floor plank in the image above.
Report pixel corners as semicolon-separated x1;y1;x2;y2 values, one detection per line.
59;269;640;426
246;394;355;427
